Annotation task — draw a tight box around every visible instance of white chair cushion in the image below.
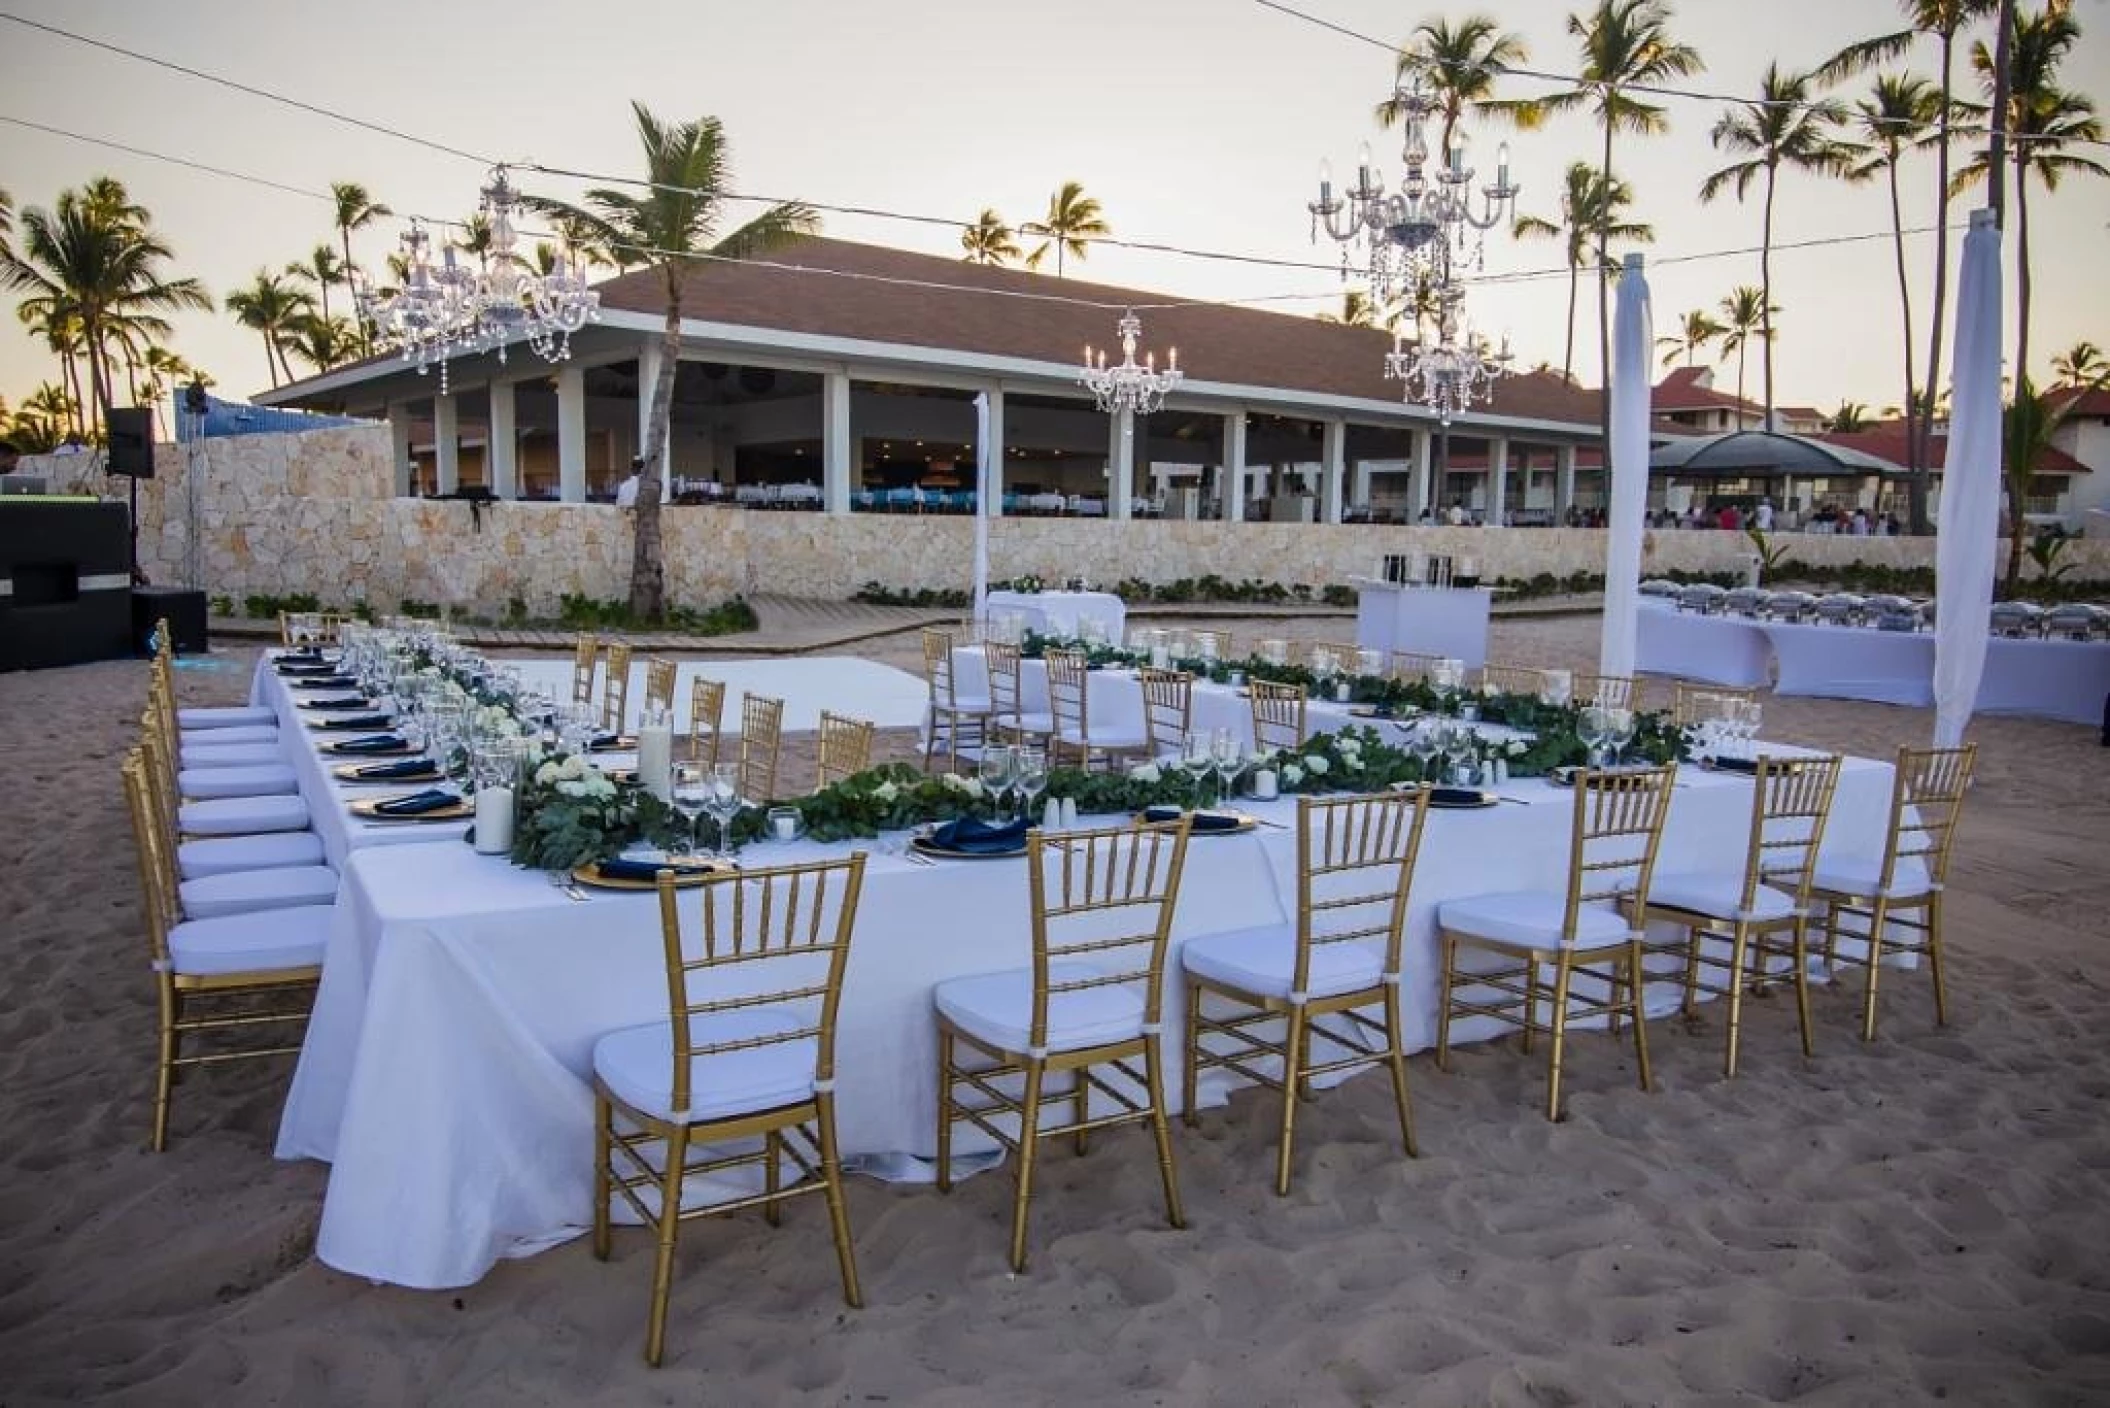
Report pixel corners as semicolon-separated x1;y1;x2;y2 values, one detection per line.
167;904;332;976
178;705;278;730
938;695;993;714
1056;725;1148;751
999;711;1056;735
934;960;1145;1055
181;725;281;748
1810;856;1934;903
1181;923;1384;1002
180;864;339;920
178;830;326;880
1438;890;1635;950
594;1007;817;1125
179;793;312;836
1648;870;1799;924
178;764;300;800
182;741;285;768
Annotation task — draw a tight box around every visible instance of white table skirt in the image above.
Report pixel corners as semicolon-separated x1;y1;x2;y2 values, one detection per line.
984;590;1126;642
1635;601;1774;688
1354;584;1494;670
1763;620;1937;707
1973;636;2110;725
276;756;1897;1289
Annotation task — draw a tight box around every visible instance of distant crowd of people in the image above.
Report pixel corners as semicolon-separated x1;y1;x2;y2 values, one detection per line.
1408;495;1902;535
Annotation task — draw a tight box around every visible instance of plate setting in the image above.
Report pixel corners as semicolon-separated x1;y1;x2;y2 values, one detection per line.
911;815;1031;859
1426;786;1499;810
326;735;413;757
308;713;396;731
571;854;739;891
1138;805;1257;835
333;759;441;784
350;789;474;822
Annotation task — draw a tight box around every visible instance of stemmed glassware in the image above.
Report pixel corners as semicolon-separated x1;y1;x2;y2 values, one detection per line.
1210;728;1245;803
1013;746;1048;823
1442;722;1477;787
1578;705;1613;769
1605;707;1637;768
669;762;709;859
1410;720;1444;782
703;762;745;860
1179;731;1217;808
979;744;1018;815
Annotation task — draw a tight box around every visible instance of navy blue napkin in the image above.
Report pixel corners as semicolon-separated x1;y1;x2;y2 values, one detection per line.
1429;786;1491;807
594;857;728;882
318;713;394;730
277;661;337;676
1708;755;1760;775
372;788;459;817
588;732;626;751
302;697;372;711
293;676;360;690
1142;805;1244;833
332;734;407;754
925;816;1030;853
354;756;437;779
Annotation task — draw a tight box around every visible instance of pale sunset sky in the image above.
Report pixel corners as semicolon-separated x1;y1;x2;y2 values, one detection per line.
2;0;2106;417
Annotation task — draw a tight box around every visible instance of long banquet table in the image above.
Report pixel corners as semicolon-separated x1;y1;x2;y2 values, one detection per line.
275;750;1901;1290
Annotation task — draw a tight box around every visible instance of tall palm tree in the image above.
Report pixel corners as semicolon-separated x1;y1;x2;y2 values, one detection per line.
331;181;393;352
524;102;817;619
1378;14;1540;158
223;270;313;388
1021;181;1109;277
285;313;359;374
0;185;210;434
960;208;1021;266
2051;339;2106;385
1699;64;1851;428
1829;399;1873;431
16;300;86;434
1536;0;1702;439
10;381;74;451
1717;285;1777;429
287;243;344;324
1819;1;1999;533
1512;161;1653;383
1657;307;1727;367
1954;5;2106;398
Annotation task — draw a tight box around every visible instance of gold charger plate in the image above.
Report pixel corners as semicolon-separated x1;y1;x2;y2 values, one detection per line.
588;735;638;753
910;834;1027;860
1137;808;1258;836
349;793;473;822
1427;788;1499;810
333;761;439;783
1346;705;1419;721
571;856;738;891
325;739;411;757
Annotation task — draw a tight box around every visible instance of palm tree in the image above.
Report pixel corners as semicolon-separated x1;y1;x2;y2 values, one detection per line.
524;102;817;619
287;243;345;324
1536;0;1702;439
1318;289;1380;329
1378;14;1540;158
0;184;211;434
16;301;87;434
1021;181;1108;277
331;181;393;351
1700;65;1851;428
1819;1;1999;533
223;269;313;388
1717;286;1777;429
2002;371;2104;589
960;208;1021;266
1828;399;1873;431
1512;161;1653;383
2051;339;2106;385
1954;5;2106;402
9;381;74;451
1657;307;1727;367
285;313;360;374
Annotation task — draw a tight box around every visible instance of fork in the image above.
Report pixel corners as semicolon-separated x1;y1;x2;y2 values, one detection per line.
546;870;591;902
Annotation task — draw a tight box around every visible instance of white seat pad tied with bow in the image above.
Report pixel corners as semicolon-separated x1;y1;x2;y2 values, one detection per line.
178;793;312;837
177;830;326;880
178;704;278;730
593;1007;819;1125
1436;891;1635;950
934;959;1145;1054
1180;924;1385;1002
166;904;332;976
1647;871;1800;924
179;864;339;920
177;763;301;800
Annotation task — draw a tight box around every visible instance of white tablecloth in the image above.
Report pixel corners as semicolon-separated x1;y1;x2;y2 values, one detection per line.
1635;600;1774;688
984;590;1126;642
276;756;1897;1288
1353;584;1494;669
1764;620;1936;707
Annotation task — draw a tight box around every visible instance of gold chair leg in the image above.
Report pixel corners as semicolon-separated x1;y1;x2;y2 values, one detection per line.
643;1123;689;1368
1820;898;1842;972
1181;984;1202;1128
1521;960;1537;1053
1072;1068;1090;1157
1145;1038;1185;1229
1860;900;1889;1042
1627;944;1653;1093
1680;927;1703;1016
592;1095;613;1260
922;706;939;772
1384;985;1418;1160
763;1130;782;1227
1275;1006;1308;1197
1435;935;1458;1072
1545;958;1575;1121
1927;895;1949;1027
1789;920;1816;1058
151;998;178;1153
1722;926;1750;1080
816;1097;863;1308
935;1030;955;1194
1008;1062;1046;1273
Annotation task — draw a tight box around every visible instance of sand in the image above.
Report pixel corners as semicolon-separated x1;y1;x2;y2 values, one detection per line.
3;614;2108;1406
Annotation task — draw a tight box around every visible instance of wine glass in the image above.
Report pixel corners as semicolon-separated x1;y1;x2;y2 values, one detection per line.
1443;723;1477;787
1013;745;1048;823
1605;707;1637;768
703;762;745;859
1210;728;1245;801
978;743;1017;814
1578;705;1613;769
1179;731;1216;808
1737;699;1765;758
1410;720;1444;782
669;761;710;859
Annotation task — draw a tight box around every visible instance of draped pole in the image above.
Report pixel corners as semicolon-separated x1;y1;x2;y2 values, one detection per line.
1932;209;2004;749
972;391;992;626
1598;254;1653;679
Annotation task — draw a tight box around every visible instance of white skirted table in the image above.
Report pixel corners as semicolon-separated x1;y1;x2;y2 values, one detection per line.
983;589;1126;642
1635;600;1773;688
1352;582;1493;670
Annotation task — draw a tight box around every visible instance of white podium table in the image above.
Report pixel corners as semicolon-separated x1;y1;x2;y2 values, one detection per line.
1353;582;1493;669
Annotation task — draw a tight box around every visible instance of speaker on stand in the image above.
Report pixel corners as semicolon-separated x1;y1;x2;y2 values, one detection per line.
105;406;155;586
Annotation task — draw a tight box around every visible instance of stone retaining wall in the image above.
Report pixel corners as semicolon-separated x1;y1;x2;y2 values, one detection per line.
14;427;2106;614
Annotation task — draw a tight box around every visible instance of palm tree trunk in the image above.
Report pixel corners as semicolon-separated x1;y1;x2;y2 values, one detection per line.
262;335;281;389
1597;119;1615;462
629;274;679;620
1735;345;1749;431
2014;157;2032;405
84;325;111;436
1562;261;1579;383
1887;154;1919;498
1916;33;1958;536
1759;163;1776;430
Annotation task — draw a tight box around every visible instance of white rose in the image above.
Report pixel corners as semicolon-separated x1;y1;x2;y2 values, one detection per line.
1337;736;1362;756
585;774;616;799
1304;754;1331;776
1281;763;1306;788
560;755;587;780
872;781;899;804
555;778;588;798
535;761;560;786
1507;739;1528;757
1129;762;1162;784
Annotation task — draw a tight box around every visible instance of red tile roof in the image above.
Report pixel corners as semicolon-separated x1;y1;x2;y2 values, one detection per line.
1653;366;1762;415
2047;385;2110;417
1813;424;2088;475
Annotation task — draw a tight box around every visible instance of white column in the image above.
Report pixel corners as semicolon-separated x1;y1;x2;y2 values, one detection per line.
1222;411;1246;522
1108;408;1134;520
637;341;669;491
1320;419;1346;525
982;386;1006;517
433;394;460;495
556;365;587;503
388;402;415;497
822;370;853;515
1556;443;1577;517
488;381;518;499
1409;427;1433;519
1488;436;1509;525
1351;460;1372;513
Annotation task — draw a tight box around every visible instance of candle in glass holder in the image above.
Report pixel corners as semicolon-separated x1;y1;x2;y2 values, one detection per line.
637;707;674;801
473;785;515;855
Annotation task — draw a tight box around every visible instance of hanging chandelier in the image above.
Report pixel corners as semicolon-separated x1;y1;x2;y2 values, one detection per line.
1384;284;1515;424
1080;309;1182;416
350;165;600;391
1307;75;1520;310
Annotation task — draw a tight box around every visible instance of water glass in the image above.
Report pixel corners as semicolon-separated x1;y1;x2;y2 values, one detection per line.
669;762;709;858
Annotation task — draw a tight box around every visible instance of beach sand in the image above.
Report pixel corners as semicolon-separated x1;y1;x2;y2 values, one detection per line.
3;614;2107;1405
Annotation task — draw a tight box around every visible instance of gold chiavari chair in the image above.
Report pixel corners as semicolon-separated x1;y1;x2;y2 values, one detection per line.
1248;678;1307;755
1809;744;1977;1042
1643;754;1844;1077
984;640;1054;748
138;722;312;841
920;628;992;772
642;658;679;717
1670;681;1759;727
935;819;1194;1271
738;693;785;801
688;677;726;765
143;672;299;800
1182;790;1433;1194
1573;671;1638;710
1138;667;1195;758
1190;628;1234;661
1477;662;1549;698
601;642;635;733
150;653;281;759
1306;640;1363;669
1389;650;1445;686
572;632;601;709
126;741;337;918
157;619;279;733
1045;648;1150;771
590;854;869;1365
815;710;876;790
1436;765;1677;1121
122;753;329;1151
277;610;346;647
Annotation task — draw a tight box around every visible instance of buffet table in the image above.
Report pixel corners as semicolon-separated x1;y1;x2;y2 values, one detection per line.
1635;601;1773;688
1352;582;1493;669
983;589;1126;642
276;754;1898;1289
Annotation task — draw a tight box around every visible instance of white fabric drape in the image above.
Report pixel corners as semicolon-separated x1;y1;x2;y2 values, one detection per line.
972;392;992;625
1933;209;2004;749
1599;254;1653;679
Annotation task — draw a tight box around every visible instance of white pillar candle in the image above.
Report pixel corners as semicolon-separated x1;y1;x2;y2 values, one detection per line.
474;785;515;855
637;720;673;801
1251;769;1279;801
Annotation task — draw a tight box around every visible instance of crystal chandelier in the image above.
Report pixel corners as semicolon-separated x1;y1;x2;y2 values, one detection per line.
1384;283;1515;424
350;165;600;392
1308;75;1520;311
1080;309;1182;416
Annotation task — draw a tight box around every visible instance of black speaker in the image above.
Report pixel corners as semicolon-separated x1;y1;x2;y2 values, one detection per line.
107;407;155;478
